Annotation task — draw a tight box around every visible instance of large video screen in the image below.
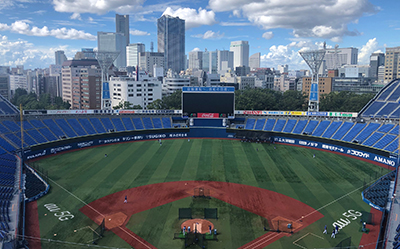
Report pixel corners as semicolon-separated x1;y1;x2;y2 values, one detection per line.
182;87;235;119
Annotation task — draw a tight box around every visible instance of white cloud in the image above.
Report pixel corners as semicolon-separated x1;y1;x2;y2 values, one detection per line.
209;0;378;40
0;34;74;68
358;38;379;64
70;13;81;20
262;31;273;40
192;30;224;39
52;0;145;14
129;29;150;36
192;47;201;51
162;7;217;29
0;21;96;40
220;22;251;26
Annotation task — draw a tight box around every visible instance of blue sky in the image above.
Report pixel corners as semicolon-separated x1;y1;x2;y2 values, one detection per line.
0;0;398;70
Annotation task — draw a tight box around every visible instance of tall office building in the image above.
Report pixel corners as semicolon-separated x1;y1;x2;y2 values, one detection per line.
202;50;217;74
0;75;9;99
127;43;145;67
189;51;203;70
369;52;385;79
324;47;358;69
116;14;129;45
139;52;165;73
55;50;67;66
230;41;249;68
217;50;234;73
384;47;400;83
97;32;127;69
157;15;185;73
249;53;261;70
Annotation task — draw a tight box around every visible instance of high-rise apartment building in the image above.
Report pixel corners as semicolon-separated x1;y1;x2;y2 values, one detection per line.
139;52;165;74
116;14;130;45
9;74;28;92
97;32;127;69
384;47;400;83
217;50;234;73
324;47;358;70
189;51;203;70
127;43;145;67
230;41;249;68
157;15;185;73
0;75;9;99
55;50;67;66
61;59;102;109
249;53;261;70
369;52;385;79
202;50;217;74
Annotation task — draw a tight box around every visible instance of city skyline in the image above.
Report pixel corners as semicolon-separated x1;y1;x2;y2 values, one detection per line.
0;0;398;70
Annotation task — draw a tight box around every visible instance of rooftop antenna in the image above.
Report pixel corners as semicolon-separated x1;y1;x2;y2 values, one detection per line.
150;41;154;52
95;50;120;110
299;44;326;112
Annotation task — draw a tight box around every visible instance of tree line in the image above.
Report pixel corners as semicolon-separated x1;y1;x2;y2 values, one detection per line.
11;88;71;110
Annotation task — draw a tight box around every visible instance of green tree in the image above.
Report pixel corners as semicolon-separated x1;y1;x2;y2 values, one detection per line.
11;88;70;110
319;92;374;112
146;99;165;109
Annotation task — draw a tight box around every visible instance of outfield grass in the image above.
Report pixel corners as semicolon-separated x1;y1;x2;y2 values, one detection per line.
31;139;390;248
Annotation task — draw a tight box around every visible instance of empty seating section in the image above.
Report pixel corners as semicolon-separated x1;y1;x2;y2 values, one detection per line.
3;121;19;132
312;120;330;136
5;133;24;148
162;117;172;128
19;121;34;130
374;134;397;149
354;123;380;142
321;121;342;138
152;118;163;129
263;119;276;131
378;124;395;133
0;101;18;115
67;119;87;136
387;84;400;101
283;119;296;133
27;130;48;144
142;118;154;129
245;118;256;130
89;118;106;134
0;124;9;134
384;138;399;152
132;118;144;130
362;102;386;117
390;125;399;135
342;123;366;142
332;122;354;140
122;117;135;130
43;119;66;138
364;171;394;209
363;133;384;147
0;138;16;152
292;120;307;134
30;119;45;128
38;128;57;141
19;132;37;146
55;119;77;138
376;103;398;117
273;119;286;132
254;119;265;130
100;118;115;131
303;120;318;134
377;82;398;101
111;118;126;132
78;119;96;135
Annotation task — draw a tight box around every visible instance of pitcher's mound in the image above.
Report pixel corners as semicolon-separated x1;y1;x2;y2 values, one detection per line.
104;212;128;229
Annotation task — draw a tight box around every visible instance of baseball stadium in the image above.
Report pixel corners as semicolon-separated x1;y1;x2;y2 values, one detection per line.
1;82;400;249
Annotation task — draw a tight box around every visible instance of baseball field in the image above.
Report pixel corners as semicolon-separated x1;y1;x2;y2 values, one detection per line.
25;139;390;249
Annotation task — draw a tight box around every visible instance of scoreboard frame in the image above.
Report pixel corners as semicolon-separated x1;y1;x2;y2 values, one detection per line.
182;87;235;119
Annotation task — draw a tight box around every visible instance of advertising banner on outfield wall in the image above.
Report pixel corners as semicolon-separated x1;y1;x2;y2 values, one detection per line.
273;136;396;167
235;110;357;117
24;132;189;160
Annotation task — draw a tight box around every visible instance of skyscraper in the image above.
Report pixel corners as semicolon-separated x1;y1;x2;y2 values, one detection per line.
230;41;249;68
97;32;127;69
127;43;145;67
188;51;203;70
55;50;67;65
116;14;129;45
249;53;261;70
384;47;400;83
157;15;185;73
324;47;358;69
217;50;234;73
369;52;385;79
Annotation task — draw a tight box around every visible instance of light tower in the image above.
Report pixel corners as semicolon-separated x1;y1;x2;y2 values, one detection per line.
299;44;326;112
95;50;120;110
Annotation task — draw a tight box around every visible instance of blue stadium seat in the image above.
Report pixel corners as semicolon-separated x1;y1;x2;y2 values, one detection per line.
363;133;384;147
376;103;399;117
55;119;77;138
43;119;66;138
292;120;307;134
331;122;354;140
4;133;25;148
384;138;399;152
19;131;38;146
122;117;135;130
273;119;286;132
132;118;144;130
67;119;88;136
263;119;276;131
362;102;386;117
0;137;16;152
142;117;154;129
354;123;380;142
27;130;48;144
162;117;172;128
111;118;126;132
19;121;34;130
342;123;367;142
303;120;318;134
78;119;97;135
29;119;46;128
152;118;163;129
2;121;19;132
283;119;296;133
0;123;9;133
377;82;398;101
312;120;330;137
100;118;116;131
245;118;256;130
374;134;397;150
254;119;265;130
89;118;106;134
321;121;342;138
378;124;395;133
38;128;57;141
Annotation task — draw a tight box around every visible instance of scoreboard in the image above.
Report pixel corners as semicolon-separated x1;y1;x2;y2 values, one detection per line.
182;87;235;119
